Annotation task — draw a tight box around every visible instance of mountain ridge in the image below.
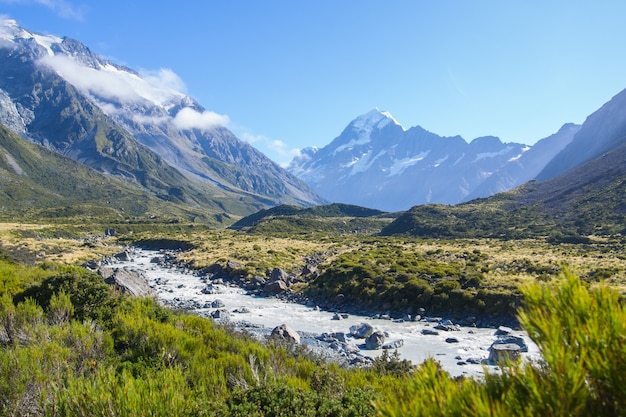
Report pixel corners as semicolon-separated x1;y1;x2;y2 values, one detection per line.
0;18;325;217
288;108;569;211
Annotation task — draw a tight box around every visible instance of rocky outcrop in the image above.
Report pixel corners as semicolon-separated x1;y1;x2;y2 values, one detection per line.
99;267;155;297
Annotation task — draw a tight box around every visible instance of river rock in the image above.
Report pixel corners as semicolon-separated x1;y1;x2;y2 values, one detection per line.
488;343;521;364
210;309;230;320
211;299;225;308
344;342;360;354
264;280;289;294
201;284;217;294
99;267;154;297
365;331;386;350
383;339;404;349
492;335;528;352
331;313;343;320
270;267;290;283
82;259;101;270
350;322;374;339
302;264;317;276
271;324;300;344
435;320;461;331
246;276;266;290
495;326;513;335
225;259;242;273
421;329;439;336
445;337;460;344
113;249;133;262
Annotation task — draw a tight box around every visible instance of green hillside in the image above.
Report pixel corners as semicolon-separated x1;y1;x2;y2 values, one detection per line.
0;123;233;224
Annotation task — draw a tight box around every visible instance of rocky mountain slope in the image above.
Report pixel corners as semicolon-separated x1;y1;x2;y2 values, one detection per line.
0;19;324;217
288;109;575;211
537;87;626;181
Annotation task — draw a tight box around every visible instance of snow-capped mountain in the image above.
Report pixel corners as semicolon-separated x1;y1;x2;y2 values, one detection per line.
0;19;325;212
288;109;576;211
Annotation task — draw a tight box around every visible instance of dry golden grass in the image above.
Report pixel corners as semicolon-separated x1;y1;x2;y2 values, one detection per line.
0;223;121;265
1;222;624;294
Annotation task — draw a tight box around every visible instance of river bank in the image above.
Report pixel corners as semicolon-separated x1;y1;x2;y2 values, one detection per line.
102;247;541;378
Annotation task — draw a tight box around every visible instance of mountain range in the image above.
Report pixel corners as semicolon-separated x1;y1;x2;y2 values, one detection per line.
1;18;625;226
0;18;325;221
287;109;582;211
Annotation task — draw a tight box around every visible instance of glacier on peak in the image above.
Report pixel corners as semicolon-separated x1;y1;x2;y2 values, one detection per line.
351;108;403;132
332;109;403;155
0;18;62;55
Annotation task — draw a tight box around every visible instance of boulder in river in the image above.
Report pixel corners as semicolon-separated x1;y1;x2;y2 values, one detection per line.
495;326;513;335
383;339;404;349
365;331;386;350
350;322;374;339
210;309;231;320
492;334;528;352
271;324;300;344
488;343;521;364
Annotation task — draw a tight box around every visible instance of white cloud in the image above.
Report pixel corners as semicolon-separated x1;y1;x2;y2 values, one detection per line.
40;55;142;102
38;55;187;107
39;54;230;131
172;107;229;131
239;130;301;167
140;68;187;95
0;0;85;21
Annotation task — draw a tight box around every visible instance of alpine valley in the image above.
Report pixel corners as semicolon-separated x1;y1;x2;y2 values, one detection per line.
2;17;626;417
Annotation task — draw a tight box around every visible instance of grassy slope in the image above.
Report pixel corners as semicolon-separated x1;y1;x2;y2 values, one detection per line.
0;123;244;225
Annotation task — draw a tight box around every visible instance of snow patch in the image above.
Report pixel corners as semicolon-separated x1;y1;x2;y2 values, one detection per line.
473;146;514;162
433;155;449;168
388;151;430;176
349;150;385;175
507;146;531;162
334;137;371;154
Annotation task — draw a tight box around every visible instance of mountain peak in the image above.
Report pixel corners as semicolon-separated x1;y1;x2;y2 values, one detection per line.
351;108;403;132
0;18;62;56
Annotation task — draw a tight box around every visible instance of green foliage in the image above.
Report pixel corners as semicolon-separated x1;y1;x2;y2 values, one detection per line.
3;240;626;416
376;271;626;416
18;266;119;326
305;241;516;316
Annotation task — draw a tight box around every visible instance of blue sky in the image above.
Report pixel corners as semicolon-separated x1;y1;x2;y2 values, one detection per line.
2;1;626;166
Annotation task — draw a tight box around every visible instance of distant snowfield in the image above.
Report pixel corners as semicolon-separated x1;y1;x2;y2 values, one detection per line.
110;249;541;378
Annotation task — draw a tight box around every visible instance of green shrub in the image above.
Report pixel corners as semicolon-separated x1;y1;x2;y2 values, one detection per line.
18;266;119;326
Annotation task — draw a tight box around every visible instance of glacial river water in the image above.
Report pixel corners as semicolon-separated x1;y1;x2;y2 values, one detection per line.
110;249;541;378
